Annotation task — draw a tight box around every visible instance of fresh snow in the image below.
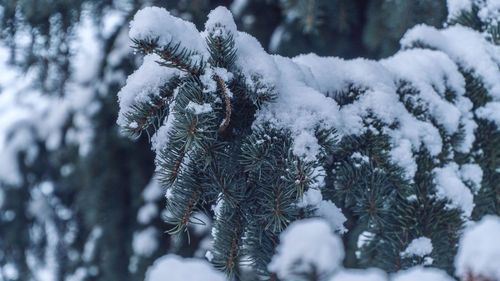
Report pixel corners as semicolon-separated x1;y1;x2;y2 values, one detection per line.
476;101;500;127
433;163;475;217
459;163;483;193
298;188;347;233
401;25;500;101
204;6;237;39
401;237;433;258
455;215;500;281
381;49;471;141
293;53;446;179
116;54;181;127
129;7;208;58
144;255;224;281
268;219;344;279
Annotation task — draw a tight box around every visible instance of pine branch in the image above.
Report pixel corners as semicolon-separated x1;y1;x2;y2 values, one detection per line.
132;37;205;75
206;30;237;69
211;201;245;277
121;76;181;138
164;157;204;237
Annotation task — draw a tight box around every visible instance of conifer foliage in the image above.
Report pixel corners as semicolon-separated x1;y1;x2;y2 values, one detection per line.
119;2;500;281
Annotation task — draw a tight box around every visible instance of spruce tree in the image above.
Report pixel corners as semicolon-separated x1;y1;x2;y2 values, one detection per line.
119;2;500;281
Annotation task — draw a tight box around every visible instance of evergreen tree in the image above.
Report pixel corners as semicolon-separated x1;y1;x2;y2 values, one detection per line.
120;2;500;281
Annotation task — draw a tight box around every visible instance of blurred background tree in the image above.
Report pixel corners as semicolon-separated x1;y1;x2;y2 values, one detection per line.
0;0;446;280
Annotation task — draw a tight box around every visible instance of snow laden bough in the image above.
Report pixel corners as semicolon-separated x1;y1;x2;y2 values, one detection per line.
117;4;500;280
119;6;344;279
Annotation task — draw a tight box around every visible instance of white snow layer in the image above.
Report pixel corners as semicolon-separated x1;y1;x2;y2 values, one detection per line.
402;24;500;131
298;188;347;233
401;25;500;101
401;237;433;258
292;53;446;179
144;255;225;281
129;7;208;58
433;163;474;217
116;54;181;127
455;215;500;281
476;101;500;127
460;163;483;193
204;6;237;39
268;219;344;279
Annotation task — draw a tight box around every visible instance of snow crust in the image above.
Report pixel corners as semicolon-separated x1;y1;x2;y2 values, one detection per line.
144;255;225;281
268;219;344;279
455;215;500;281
